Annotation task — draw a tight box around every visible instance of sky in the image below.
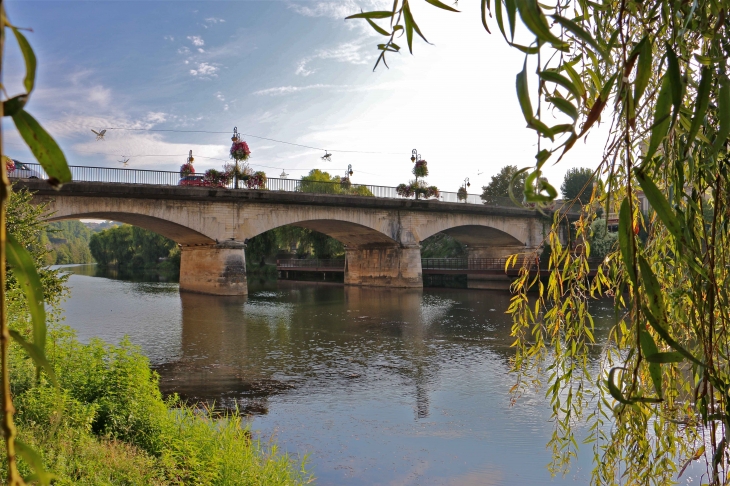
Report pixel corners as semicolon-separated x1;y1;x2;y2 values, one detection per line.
3;0;606;193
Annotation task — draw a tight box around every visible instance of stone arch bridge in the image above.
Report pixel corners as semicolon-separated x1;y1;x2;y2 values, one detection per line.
19;180;553;295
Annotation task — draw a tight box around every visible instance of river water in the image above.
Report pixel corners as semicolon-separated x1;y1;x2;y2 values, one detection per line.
57;265;630;485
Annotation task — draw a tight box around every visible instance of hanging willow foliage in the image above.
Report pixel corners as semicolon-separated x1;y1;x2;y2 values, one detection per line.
350;0;730;484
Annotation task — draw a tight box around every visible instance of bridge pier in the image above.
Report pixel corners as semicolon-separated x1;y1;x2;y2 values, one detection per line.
179;241;248;296
344;246;422;288
466;245;532;290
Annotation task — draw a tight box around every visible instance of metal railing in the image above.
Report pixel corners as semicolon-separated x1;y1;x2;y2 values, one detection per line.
421;257;606;271
277;259;345;270
12;162;577;211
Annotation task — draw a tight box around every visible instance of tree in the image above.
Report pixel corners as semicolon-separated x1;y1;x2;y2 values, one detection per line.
589;218;617;261
480;165;526;205
349;1;730;483
560;167;594;204
299;169;374;196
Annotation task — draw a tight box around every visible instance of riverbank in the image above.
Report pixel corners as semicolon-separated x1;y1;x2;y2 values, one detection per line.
5;282;309;484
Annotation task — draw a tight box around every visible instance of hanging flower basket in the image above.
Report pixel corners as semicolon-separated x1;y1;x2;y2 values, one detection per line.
413;160;429;178
457;186;468;201
180;162;195;177
396;183;414;198
230;141;251;161
5;158;15;173
204;168;232;187
245;171;267;190
396;180;439;199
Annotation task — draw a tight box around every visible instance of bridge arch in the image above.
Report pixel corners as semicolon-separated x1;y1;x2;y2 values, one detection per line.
249;219;399;248
415;215;542;249
46;212;215;246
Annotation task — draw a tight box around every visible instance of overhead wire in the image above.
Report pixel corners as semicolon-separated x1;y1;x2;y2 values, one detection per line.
102;126;406;155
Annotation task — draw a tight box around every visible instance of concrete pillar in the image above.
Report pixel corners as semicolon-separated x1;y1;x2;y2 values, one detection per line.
344;245;422;288
466;245;532;290
179;241;248;295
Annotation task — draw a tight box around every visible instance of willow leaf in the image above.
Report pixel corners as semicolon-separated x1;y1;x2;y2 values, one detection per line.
686;66;712;148
634;168;683;242
345;11;395;19
548;96;579;120
11;110;71;187
712;73;730;154
618;198;636;285
11;27;36;93
424;0;460;12
633;35;652;104
644;72;672;161
639;329;663;397
6;234;46;351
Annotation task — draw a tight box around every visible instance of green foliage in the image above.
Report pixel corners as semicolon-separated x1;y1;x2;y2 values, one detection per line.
89;225;178;271
299;169;374;196
420;233;466;258
246;230;278;268
560;167;593;204
6;187;67;307
246;226;344;267
589;218;617;260
480;165;526;204
43;221;94;265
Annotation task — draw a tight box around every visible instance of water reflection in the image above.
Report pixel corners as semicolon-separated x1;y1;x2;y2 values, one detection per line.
153;285;524;421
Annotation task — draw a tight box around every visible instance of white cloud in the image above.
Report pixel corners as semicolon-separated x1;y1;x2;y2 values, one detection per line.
178;46;190;55
189;62;218;77
253;84;343;96
198;48;205;53
87;85;111;106
295;41;370;76
287;1;387;20
146;112;168;124
164;35;175;41
295;60;315;77
205;17;225;24
187;35;205;47
215;92;225;101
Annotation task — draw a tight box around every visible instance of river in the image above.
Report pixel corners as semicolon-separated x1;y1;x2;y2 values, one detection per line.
57;264;622;485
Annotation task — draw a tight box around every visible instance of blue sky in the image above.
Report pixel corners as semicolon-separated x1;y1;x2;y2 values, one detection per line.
4;0;604;192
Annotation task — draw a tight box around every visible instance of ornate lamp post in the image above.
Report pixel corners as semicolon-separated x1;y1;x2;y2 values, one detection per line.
231;127;241;189
411;149;421;199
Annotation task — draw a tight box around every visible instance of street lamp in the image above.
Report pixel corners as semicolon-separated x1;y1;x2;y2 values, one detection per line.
231;127;240;189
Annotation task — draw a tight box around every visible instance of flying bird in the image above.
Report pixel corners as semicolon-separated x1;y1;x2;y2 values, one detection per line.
477;170;483;176
119;156;129;167
91;129;107;141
